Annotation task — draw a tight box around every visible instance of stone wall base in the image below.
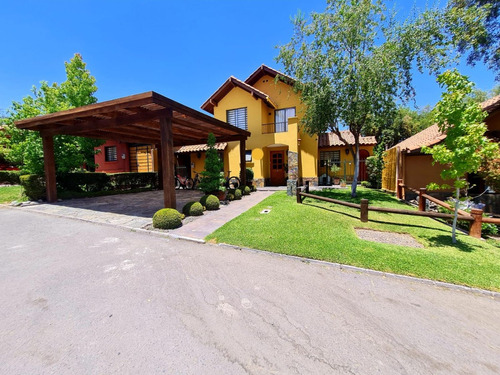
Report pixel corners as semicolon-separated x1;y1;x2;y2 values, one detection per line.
287;179;297;196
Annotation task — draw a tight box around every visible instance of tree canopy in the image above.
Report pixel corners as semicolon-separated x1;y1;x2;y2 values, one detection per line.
3;53;103;174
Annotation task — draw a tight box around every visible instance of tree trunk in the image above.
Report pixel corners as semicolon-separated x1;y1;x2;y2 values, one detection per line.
452;184;460;244
351;146;359;198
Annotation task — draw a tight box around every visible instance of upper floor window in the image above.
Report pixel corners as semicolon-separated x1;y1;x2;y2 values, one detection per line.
105;146;117;162
275;107;296;133
227;107;248;130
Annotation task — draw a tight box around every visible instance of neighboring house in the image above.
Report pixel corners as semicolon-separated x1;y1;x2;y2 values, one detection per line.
318;131;376;185
382;94;500;200
95;65;377;187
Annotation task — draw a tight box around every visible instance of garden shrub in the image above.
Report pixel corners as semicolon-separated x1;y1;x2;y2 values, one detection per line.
153;208;183;229
251;185;257;192
361;181;372;188
182;201;204;216
243;186;251;195
109;172;158;190
19;174;46;200
0;170;21;185
227;193;235;201
200;194;220;210
57;172;110;192
246;168;254;183
234;189;242;200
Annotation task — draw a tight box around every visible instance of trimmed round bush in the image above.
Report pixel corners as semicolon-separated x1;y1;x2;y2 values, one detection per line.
205;194;220;210
153;208;183;229
251;185;257;192
243;186;251;195
234;189;242;200
182;201;204;216
227;193;235;201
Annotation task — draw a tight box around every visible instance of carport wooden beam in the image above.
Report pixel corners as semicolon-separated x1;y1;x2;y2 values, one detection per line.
15;91;250;209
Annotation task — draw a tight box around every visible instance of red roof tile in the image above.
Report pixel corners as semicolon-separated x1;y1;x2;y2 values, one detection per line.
318;131;377;147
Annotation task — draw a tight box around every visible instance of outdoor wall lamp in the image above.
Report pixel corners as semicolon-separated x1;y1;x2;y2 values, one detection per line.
197;152;202;159
121;153;126;160
345;148;349;155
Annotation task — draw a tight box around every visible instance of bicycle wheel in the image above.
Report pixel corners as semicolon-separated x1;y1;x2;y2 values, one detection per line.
175;178;181;190
228;176;240;190
185;178;194;190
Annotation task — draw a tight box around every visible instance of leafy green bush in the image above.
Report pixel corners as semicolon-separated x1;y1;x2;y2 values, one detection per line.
200;194;220;210
19;174;46;200
182;201;204;216
251;185;257;192
243;186;251;195
109;172;158;190
198;133;224;194
153;208;183;229
246;168;254;182
234;189;242;200
361;181;372;188
57;172;110;192
0;170;21;185
227;193;235;201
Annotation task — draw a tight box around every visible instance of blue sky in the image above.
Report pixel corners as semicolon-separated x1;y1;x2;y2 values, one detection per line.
0;0;496;116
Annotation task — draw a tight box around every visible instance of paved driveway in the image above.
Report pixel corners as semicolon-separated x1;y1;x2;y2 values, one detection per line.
1;208;499;374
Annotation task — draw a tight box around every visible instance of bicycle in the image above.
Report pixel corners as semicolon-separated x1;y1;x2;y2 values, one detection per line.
191;171;202;190
223;170;240;190
174;174;193;190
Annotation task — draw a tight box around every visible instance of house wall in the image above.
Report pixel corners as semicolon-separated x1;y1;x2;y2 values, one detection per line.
403;154;453;193
212;75;318;185
95;140;130;173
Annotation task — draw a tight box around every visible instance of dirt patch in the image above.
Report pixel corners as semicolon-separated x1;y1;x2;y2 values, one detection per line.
355;228;423;248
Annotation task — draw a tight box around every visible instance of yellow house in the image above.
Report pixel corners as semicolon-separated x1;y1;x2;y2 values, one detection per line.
200;65;318;192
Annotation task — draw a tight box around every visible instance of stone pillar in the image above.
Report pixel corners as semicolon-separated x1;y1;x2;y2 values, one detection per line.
287;150;299;196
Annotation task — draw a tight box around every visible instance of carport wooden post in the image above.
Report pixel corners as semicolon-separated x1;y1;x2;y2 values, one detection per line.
156;144;163;190
240;138;246;187
42;134;57;203
159;111;176;209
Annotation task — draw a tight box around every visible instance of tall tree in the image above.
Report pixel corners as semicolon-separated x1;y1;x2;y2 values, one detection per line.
4;54;103;174
448;0;499;80
423;70;498;243
277;0;450;197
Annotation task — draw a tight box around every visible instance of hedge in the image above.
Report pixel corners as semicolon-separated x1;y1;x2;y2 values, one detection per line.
19;175;46;200
57;172;158;193
0;170;22;185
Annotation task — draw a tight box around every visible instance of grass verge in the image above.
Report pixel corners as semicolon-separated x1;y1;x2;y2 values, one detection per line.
0;185;26;204
207;189;500;292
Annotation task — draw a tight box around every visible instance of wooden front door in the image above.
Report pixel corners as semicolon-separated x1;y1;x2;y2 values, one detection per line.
270;151;285;186
358;149;370;181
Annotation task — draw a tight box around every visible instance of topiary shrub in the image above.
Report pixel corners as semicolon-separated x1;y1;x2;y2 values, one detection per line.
243;186;251;195
204;194;220;210
182;201;204;216
152;208;183;229
360;181;372;188
234;189;242;200
0;170;21;185
227;193;235;201
19;174;46;200
251;185;257;192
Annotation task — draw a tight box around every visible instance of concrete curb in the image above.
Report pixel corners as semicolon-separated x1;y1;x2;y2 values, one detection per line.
216;242;500;299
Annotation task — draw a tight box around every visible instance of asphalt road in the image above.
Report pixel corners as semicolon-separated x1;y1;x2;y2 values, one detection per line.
1;207;499;374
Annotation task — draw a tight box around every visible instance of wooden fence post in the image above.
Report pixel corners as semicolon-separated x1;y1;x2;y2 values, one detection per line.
419;188;427;211
469;209;483;239
397;179;403;199
297;187;302;204
305;180;310;194
360;199;369;222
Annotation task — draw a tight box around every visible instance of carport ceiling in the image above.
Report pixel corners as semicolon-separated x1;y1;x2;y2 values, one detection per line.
15;91;250;145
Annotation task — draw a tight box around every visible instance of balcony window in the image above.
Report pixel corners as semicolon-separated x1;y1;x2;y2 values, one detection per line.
274;107;296;133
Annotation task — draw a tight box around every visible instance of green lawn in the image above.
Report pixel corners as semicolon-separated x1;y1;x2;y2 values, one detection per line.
207;188;500;292
0;185;26;204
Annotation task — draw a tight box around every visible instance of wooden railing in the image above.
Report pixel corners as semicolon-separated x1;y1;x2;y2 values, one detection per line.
395;180;500;238
296;184;492;238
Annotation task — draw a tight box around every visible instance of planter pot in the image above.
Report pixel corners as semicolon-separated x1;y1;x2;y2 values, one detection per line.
210;190;227;201
333;178;340;185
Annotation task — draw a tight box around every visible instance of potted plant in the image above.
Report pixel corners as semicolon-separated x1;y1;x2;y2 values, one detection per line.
340;179;347;188
330;164;341;185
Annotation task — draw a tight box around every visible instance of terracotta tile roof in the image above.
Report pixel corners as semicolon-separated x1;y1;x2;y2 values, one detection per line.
394;95;500;153
482;94;500;113
175;142;227;154
244;64;295;86
201;76;277;114
318;131;377;147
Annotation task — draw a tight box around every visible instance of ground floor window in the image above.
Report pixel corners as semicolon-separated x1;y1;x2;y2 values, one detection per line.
319;150;340;167
105;146;117;162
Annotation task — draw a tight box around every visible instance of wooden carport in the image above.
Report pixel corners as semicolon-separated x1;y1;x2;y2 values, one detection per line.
15;91;250;208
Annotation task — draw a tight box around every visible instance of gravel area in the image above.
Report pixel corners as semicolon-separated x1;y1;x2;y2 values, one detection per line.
356;228;423;248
